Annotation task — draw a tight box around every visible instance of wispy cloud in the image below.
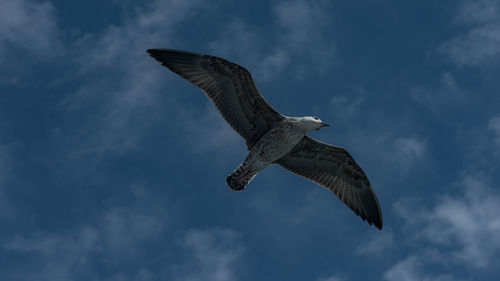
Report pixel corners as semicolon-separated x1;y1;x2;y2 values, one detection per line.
179;102;243;153
0;0;60;56
175;229;244;281
3;184;244;281
4;228;100;281
64;0;211;158
390;137;427;172
329;94;366;120
316;275;344;281
384;255;459;281
439;24;500;66
454;114;500;166
454;0;500;24
487;115;500;145
355;229;395;256
0;142;15;221
439;0;500;66
0;0;63;85
410;73;464;108
393;173;500;271
209;0;336;81
273;0;336;73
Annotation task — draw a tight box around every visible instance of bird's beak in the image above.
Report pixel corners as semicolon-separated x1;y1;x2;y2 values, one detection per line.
320;122;331;127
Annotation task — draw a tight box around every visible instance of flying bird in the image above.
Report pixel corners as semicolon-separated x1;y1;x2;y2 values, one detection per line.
147;49;383;229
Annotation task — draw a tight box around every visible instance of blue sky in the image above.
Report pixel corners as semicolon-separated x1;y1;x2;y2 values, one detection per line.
1;0;500;280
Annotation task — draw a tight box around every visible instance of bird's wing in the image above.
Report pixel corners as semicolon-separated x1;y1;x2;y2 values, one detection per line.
147;49;285;149
276;136;383;229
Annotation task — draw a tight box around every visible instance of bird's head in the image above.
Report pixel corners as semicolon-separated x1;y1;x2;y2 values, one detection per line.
299;116;331;131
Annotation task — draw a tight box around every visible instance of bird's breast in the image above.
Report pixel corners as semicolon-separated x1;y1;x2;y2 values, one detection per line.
249;125;305;164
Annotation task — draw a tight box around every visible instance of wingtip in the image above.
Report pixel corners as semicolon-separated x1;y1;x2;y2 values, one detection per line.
372;214;383;230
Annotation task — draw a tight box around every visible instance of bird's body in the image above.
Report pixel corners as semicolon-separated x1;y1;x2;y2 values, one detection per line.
147;49;383;229
227;118;318;190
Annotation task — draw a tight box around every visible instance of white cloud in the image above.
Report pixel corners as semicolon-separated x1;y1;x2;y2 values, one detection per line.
454;0;500;24
384;255;458;281
0;143;15;220
4;227;245;281
179;102;243;153
395;173;500;269
274;0;329;46
316;275;344;281
101;208;165;260
410;72;464;108
208;19;291;82
439;24;500;66
208;0;336;81
487;115;500;145
58;0;213;162
273;0;336;73
3;185;244;281
329;94;366;120
0;0;60;55
439;0;500;66
4;228;100;281
355;229;395;256
390;137;426;172
175;229;244;281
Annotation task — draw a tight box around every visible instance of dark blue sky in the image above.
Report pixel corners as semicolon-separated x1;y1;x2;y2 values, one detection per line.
2;0;500;280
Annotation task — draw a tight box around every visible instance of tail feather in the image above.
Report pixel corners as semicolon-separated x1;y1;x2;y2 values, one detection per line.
226;163;257;191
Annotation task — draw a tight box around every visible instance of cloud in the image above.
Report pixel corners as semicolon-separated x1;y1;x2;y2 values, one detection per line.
174;229;244;281
316;275;344;281
208;0;336;81
410;73;464;109
329;94;366;120
439;24;500;66
50;0;218;170
0;142;15;220
384;255;458;281
0;0;60;55
273;0;336;72
355;229;395;256
2;184;244;281
4;228;100;281
394;173;500;269
179;102;243;153
69;0;202;145
454;0;500;24
487;115;500;145
4;227;245;281
439;0;500;66
387;137;427;174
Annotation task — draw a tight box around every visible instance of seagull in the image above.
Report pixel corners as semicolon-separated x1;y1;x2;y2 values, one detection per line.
147;49;383;229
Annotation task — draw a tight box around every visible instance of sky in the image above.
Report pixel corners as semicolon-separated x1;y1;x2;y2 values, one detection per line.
1;0;500;280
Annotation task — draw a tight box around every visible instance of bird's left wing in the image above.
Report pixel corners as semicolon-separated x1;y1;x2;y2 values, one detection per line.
147;49;285;149
276;136;383;229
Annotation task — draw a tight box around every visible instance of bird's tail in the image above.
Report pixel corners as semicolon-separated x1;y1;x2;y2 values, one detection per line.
226;163;257;191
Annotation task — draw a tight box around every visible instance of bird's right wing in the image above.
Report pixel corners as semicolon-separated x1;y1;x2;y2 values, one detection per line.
147;49;285;149
276;136;383;229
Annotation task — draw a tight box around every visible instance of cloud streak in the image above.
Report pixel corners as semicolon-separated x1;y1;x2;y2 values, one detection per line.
386;172;500;280
439;0;500;66
0;0;60;56
3;185;244;281
208;0;336;81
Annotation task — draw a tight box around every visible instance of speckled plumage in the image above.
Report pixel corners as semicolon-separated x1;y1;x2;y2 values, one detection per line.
226;118;308;190
147;49;383;230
